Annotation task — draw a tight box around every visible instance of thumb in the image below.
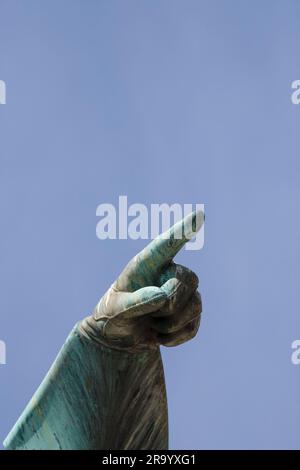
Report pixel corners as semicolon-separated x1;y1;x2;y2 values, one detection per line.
95;286;167;319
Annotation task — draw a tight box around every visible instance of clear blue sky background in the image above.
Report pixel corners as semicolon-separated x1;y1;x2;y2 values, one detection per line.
1;0;300;449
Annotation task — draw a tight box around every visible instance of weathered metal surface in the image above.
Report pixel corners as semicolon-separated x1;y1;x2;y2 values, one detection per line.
4;210;204;450
4;323;168;450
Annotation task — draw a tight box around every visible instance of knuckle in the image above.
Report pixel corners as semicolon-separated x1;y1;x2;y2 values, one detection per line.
175;264;199;289
193;291;202;315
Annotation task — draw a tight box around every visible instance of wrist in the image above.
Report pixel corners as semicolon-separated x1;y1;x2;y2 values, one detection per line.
79;315;159;353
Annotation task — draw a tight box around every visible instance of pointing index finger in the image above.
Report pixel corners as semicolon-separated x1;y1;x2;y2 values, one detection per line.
139;209;205;269
116;209;204;291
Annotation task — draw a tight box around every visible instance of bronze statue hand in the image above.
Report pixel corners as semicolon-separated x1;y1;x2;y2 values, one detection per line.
81;210;204;352
4;210;205;450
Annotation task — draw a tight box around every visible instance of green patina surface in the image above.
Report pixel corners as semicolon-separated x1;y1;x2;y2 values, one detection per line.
4;212;204;450
4;324;168;450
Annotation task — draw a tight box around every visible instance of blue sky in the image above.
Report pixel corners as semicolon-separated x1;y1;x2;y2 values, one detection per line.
0;0;300;449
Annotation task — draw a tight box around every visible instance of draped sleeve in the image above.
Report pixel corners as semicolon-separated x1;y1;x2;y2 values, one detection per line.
3;323;168;450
